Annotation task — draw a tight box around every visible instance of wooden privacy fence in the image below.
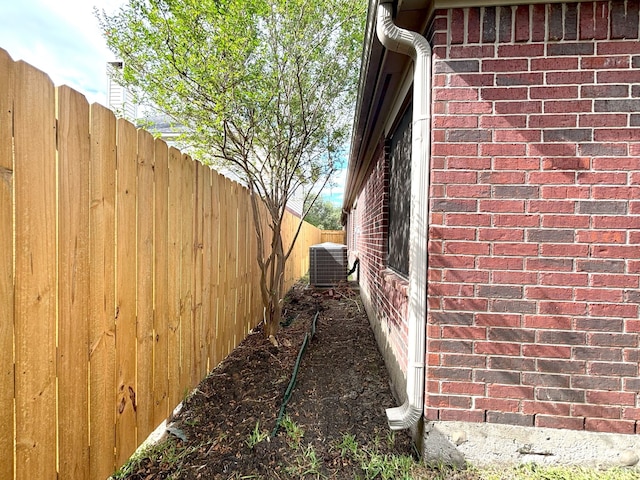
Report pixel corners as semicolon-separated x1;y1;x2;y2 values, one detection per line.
320;230;346;244
0;48;322;480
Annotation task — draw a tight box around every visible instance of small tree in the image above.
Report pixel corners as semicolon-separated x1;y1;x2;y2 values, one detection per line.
99;0;365;337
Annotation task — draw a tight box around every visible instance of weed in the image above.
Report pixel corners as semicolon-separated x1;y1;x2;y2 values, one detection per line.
385;430;396;450
183;416;199;427
285;444;324;479
333;433;418;480
245;421;269;449
479;463;640;480
111;437;206;479
280;414;305;448
359;450;415;480
182;387;190;401
336;433;359;458
424;460;471;480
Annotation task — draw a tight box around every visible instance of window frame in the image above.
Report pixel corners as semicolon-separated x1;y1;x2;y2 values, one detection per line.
386;103;412;278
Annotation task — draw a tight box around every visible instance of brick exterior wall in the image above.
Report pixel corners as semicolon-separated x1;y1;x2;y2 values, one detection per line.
428;1;640;434
348;0;640;437
348;143;410;372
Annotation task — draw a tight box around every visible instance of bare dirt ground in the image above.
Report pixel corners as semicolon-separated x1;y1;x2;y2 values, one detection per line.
115;282;476;479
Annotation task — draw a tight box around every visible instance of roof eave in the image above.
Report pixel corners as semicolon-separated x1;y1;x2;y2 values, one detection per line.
343;0;433;214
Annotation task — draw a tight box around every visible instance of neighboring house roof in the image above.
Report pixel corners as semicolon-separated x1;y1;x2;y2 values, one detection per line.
343;0;584;212
141;112;187;144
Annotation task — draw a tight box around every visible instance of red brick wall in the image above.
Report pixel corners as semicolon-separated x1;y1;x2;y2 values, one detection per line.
428;1;640;434
348;143;410;372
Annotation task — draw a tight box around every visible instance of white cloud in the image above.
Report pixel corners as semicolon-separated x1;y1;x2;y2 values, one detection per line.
0;0;123;105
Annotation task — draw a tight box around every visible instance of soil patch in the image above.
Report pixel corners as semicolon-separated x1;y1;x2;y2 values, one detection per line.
115;282;475;479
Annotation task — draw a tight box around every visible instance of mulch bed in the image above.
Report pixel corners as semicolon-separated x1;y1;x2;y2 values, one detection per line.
115;282;476;479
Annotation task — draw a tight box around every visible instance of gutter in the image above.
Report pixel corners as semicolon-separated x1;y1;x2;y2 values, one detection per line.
376;0;432;430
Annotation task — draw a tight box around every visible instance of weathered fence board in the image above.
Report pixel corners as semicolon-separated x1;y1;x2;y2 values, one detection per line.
1;48;323;479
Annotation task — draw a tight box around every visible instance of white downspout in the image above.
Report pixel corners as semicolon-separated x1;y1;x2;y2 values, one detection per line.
376;0;431;430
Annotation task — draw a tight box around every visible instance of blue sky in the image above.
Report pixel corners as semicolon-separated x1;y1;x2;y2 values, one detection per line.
0;0;123;105
0;0;346;206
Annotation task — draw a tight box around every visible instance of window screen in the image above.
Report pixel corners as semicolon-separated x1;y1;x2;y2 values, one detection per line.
387;104;412;277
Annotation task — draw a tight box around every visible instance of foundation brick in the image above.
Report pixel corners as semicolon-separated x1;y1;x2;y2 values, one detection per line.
487;411;534;427
536;415;584;430
585;419;636;434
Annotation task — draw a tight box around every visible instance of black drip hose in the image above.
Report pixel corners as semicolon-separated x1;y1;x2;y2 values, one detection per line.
271;310;320;437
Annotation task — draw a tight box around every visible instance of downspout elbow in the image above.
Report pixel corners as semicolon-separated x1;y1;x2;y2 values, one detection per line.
376;0;432;431
376;0;431;60
386;399;423;430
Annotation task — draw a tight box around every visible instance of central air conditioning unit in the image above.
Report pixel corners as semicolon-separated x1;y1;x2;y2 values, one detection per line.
309;242;347;287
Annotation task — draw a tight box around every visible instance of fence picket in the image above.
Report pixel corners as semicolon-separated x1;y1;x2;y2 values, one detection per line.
210;171;222;368
226;178;238;354
0;47;15;480
13;59;58;480
115;118;139;465
2;52;323;479
57;85;91;479
201;167;213;373
167;147;182;411
88;103;117;479
193;162;205;381
137;128;156;441
218;174;230;360
320;230;346;244
153;139;170;426
181;154;194;393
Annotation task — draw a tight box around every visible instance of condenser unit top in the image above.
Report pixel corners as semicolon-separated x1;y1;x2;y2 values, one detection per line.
309;243;348;287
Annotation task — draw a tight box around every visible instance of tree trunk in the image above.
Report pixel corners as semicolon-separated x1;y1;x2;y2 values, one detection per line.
261;217;286;338
264;298;282;337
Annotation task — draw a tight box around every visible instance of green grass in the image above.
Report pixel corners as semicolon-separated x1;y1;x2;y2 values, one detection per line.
281;414;305;448
285;443;323;479
477;463;640;480
331;434;640;480
112;425;640;480
278;416;324;478
336;433;359;458
245;421;269;449
335;432;430;480
111;436;204;480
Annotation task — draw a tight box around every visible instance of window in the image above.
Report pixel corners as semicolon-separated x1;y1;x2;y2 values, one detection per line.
387;104;412;277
